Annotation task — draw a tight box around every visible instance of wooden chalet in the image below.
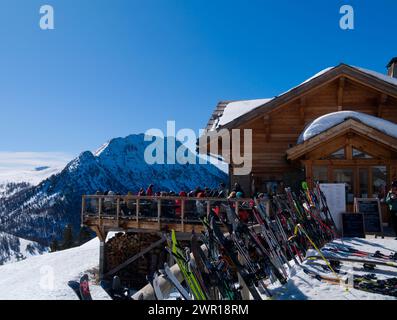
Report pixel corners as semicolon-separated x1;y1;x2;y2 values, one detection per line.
201;59;397;223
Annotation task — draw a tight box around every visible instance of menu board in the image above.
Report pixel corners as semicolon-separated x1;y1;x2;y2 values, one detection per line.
354;198;383;236
342;213;365;238
319;183;346;232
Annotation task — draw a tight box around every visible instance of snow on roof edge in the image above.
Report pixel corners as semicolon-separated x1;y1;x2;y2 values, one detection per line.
297;111;397;144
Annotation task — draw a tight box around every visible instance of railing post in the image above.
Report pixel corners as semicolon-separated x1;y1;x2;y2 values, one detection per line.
181;199;185;232
81;195;85;227
136;198;140;224
157;199;162;230
98;197;103;220
116;197;120;227
206;200;211;217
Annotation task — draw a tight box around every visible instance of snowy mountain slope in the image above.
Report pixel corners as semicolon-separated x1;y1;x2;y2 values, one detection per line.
0;134;228;243
0;237;109;300
0;232;47;265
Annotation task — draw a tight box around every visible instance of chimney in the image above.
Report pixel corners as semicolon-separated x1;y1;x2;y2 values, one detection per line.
387;57;397;78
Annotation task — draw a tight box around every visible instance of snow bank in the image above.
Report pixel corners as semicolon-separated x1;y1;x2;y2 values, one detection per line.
298;111;397;144
0;237;109;300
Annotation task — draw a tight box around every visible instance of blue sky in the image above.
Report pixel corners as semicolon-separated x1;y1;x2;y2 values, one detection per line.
0;0;396;157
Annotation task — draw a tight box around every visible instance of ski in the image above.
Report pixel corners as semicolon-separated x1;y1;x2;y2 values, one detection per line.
191;232;241;300
168;230;207;300
307;255;397;269
206;212;264;300
323;247;397;262
152;272;164;300
161;263;192;300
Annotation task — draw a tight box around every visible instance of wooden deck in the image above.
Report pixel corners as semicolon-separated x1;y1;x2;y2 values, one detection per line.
81;194;253;239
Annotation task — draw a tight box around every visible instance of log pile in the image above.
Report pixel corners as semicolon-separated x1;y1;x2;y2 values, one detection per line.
104;232;167;289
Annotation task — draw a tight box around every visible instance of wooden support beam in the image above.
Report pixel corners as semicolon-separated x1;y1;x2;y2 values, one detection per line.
346;134;353;160
337;77;345;111
116;198;120;227
104;236;166;278
91;225;106;242
136;198;140;224
157;200;161;230
99;241;105;281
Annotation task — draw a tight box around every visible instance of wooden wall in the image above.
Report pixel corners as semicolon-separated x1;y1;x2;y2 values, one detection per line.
230;77;397;191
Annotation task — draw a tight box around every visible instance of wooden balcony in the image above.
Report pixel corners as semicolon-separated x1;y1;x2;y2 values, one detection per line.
81;194;254;240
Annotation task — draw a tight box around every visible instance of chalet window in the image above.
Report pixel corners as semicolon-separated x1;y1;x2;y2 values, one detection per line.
333;168;354;203
372;166;387;199
313;166;328;183
353;148;373;159
326;148;345;160
359;168;369;198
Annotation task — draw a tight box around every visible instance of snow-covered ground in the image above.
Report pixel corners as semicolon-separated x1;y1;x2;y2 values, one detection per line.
0;235;396;300
0;237;109;300
270;237;397;300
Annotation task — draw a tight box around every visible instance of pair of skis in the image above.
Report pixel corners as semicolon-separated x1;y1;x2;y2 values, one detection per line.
165;230;207;300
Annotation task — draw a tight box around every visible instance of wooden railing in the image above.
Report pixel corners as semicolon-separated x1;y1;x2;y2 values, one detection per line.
81;194;255;233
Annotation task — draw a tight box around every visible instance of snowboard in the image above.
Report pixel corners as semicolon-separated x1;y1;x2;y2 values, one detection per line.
67;280;82;300
79;274;93;301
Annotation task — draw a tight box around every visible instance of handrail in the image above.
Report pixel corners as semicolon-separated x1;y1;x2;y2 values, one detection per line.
82;194;253;202
81;194;261;232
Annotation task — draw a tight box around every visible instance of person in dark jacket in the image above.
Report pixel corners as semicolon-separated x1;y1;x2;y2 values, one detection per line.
386;181;397;238
218;182;229;198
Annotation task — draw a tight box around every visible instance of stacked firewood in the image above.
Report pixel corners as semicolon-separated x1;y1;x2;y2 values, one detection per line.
105;232;166;289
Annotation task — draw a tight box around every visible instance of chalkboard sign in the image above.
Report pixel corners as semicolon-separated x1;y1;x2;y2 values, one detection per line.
354;198;383;236
342;213;365;238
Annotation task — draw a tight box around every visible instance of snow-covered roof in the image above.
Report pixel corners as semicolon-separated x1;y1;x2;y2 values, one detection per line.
212;98;274;129
298;111;397;144
208;64;397;131
353;66;397;87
